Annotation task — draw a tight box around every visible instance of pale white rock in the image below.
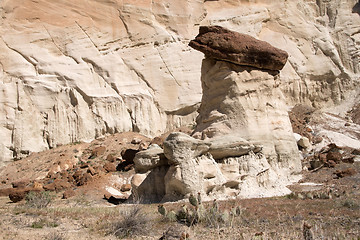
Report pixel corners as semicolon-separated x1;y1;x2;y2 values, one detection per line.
163;154;226;202
193;59;302;173
205;134;261;160
0;0;359;167
293;133;302;142
163;132;210;165
133;144;167;173
298;137;312;149
131;166;169;203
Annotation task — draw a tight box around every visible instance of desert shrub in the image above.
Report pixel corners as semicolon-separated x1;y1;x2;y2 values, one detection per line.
107;205;151;239
342;199;360;210
25;191;53;209
30;218;59;229
45;232;66;240
158;195;241;228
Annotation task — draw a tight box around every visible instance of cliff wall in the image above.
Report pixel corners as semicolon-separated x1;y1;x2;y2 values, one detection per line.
0;0;359;165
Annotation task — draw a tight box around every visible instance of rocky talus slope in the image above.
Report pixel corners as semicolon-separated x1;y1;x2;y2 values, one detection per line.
0;0;359;167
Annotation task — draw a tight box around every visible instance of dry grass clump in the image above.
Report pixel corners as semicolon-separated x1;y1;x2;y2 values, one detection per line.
25;191;53;209
45;232;67;240
106;204;151;239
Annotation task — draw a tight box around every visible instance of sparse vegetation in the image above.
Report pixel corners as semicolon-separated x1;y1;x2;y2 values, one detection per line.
158;195;241;228
45;232;66;240
25;191;54;209
106;205;151;239
30;218;59;229
342;198;360;210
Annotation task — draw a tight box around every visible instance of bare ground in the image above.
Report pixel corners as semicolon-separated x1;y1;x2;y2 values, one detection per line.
0;109;359;239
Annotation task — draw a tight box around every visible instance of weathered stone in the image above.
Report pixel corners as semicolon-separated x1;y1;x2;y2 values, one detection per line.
106;154;116;162
9;189;27;203
91;146;106;157
163;132;210;165
11;180;30;189
63;189;76;199
298;137;312;149
121;149;139;163
326;151;342;163
189;25;289;71
87;166;96;175
205;134;260;160
120;184;132;192
103;162;117;173
72;171;92;186
104;187;129;204
133;144;168;173
192;59;302;174
335;168;356;178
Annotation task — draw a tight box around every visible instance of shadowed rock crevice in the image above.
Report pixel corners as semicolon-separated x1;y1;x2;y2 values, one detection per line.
353;1;360;15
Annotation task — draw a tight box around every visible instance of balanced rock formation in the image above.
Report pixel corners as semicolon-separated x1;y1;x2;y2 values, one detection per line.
0;0;359;167
130;27;302;202
189;25;288;71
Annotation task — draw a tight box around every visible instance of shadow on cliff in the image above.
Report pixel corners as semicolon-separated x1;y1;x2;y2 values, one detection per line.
353;1;360;15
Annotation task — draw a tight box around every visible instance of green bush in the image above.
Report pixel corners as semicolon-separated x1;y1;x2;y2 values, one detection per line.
25;191;53;209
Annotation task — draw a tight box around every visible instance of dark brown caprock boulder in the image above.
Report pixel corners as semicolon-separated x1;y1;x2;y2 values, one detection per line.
189;25;289;71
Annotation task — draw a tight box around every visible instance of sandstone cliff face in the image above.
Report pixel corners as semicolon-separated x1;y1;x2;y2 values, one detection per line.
0;0;359;166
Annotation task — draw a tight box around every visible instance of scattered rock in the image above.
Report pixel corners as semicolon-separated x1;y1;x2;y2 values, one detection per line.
72;171;92;186
103;162;117;173
335;168;356;178
9;189;27;203
298;137;311;149
104;187;128;204
189;25;288;70
63;189;76;199
90;146;106;158
120;184;132;192
313;136;323;144
131;138;142;144
121;149;139;162
11;180;30;189
106;154;116;162
326;151;342;163
87;166;96;175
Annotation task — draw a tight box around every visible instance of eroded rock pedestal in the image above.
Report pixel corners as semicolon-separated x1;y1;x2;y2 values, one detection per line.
130;27;302;202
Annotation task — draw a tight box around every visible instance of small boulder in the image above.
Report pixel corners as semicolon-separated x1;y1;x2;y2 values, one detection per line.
120;184;132;192
335;168;356;178
11;180;30;189
298;137;311;149
87;166;96;175
9;189;27;203
163;132;210;165
63;189;76;199
133;144;168;173
104;162;117;173
90;146;106;158
326;151;342;163
106;154;116;162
